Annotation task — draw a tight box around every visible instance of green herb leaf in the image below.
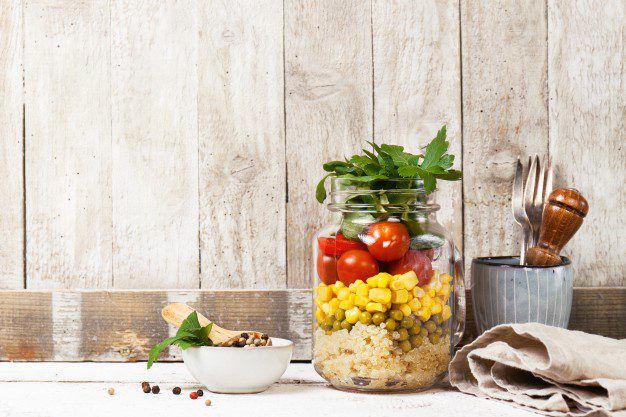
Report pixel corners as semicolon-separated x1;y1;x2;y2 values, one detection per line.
147;331;197;369
147;312;215;369
316;125;460;202
316;174;332;203
340;212;378;240
323;161;349;172
434;169;462;181
421;125;448;170
397;165;419;178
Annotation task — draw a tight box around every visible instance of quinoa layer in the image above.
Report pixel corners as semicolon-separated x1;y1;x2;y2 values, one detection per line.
313;322;450;391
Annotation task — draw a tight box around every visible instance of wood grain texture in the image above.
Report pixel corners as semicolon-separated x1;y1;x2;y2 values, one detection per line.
372;0;463;250
285;0;373;288
24;0;112;289
0;364;542;417
461;0;549;285
111;0;199;288
547;0;625;286
0;288;623;362
0;290;312;361
0;0;23;289
198;0;286;289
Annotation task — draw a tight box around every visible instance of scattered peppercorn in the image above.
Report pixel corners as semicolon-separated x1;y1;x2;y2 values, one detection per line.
151;385;160;394
142;385;151;394
196;389;204;397
107;388;115;395
190;392;198;400
141;381;150;389
205;399;212;406
172;387;181;395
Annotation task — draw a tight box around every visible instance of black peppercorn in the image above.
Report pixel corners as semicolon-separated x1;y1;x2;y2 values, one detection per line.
240;333;249;339
196;389;204;397
142;385;151;394
172;387;181;395
151;385;160;394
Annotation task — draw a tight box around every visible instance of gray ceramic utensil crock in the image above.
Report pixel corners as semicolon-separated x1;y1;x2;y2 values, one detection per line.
471;256;573;334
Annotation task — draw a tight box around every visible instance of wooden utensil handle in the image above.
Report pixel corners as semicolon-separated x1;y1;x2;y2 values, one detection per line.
526;188;588;266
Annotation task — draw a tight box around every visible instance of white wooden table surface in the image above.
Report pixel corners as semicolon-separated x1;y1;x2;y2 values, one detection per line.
0;362;539;417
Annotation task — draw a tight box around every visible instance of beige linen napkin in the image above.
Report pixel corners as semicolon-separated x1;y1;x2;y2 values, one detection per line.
449;323;626;417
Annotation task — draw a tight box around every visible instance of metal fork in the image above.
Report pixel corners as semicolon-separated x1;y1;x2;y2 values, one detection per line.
512;157;532;264
523;154;553;247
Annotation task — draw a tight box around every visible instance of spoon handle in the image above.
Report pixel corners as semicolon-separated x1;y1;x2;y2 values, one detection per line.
525;188;588;266
161;303;213;328
161;303;247;346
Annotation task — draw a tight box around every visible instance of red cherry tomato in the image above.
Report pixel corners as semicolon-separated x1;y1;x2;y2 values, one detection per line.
317;233;366;256
365;222;410;262
316;251;338;285
387;250;433;286
336;250;379;285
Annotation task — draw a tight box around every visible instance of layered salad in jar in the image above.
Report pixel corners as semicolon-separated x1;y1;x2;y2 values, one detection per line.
312;126;462;391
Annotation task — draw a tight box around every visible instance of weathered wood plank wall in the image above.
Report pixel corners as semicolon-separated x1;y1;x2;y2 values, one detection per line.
111;1;200;289
547;0;625;284
0;0;623;360
24;0;112;289
0;0;23;289
199;0;286;289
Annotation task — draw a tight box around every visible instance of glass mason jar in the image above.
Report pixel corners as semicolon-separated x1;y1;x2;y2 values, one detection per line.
312;177;465;392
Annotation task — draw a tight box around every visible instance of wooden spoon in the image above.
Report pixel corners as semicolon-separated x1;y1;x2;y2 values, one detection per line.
161;303;271;347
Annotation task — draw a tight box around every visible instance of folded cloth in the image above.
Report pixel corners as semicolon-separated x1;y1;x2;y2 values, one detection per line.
449;323;626;417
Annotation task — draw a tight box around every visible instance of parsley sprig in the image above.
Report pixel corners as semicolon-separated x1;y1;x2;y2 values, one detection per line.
147;311;213;369
316;125;461;203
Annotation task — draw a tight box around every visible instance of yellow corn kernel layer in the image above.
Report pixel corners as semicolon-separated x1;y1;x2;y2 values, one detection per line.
313;269;454;330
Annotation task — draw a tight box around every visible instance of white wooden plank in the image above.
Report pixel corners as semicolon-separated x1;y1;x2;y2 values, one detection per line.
0;364;537;417
461;0;549;284
198;0;286;289
548;0;625;286
0;0;23;289
285;0;373;288
24;0;112;289
0;362;323;383
111;0;199;288
372;0;463;250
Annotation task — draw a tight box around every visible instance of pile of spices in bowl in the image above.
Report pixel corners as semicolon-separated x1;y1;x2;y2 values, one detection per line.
223;332;270;347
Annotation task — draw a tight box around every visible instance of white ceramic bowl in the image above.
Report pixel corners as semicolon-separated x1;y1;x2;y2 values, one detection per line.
182;338;293;393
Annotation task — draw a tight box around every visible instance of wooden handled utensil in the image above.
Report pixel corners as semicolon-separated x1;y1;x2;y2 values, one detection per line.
525;188;588;266
162;303;271;347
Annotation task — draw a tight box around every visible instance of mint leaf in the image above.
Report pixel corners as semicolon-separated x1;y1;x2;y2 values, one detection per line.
148;312;215;369
147;331;196;369
177;311;201;333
